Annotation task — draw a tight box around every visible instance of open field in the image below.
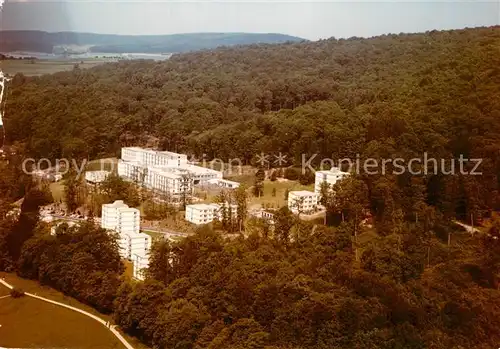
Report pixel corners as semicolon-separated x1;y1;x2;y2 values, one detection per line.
86;157;119;172
249;179;314;210
0;272;150;349
1;59;111;76
50;181;65;202
225;173;256;187
0;294;123;348
0;279;122;348
142;230;164;239
0;285;10;298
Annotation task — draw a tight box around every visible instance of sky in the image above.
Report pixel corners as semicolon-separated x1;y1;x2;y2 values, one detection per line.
0;0;499;40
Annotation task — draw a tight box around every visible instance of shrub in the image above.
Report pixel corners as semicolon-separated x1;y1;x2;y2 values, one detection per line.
10;287;25;298
284;168;299;180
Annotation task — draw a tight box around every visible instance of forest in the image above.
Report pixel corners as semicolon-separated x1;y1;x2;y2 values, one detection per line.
1;183;500;348
4;26;500;225
0;30;304;54
1;25;500;348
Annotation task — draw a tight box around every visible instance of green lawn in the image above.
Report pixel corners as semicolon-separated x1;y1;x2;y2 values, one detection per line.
50;181;65;202
142;230;164;239
85;157;118;172
0;272;150;349
225;174;255;187
0;285;123;348
249;180;314;210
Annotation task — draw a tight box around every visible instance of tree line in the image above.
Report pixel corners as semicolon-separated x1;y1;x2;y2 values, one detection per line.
1;154;500;348
4;26;500;229
1;25;500;348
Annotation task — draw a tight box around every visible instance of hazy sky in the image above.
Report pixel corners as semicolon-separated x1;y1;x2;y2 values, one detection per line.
1;0;499;40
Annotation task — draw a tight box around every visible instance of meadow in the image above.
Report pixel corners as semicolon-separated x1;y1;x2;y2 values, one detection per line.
0;272;150;349
1;58;111;76
248;179;314;210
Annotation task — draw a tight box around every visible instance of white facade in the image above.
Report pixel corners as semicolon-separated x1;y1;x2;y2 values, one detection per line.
132;254;150;281
185;203;238;225
250;209;275;224
85;170;110;184
118;147;223;196
207;178;240;189
101;200;152;278
180;163;223;184
288;191;318;214
101;200;140;236
185;204;220;225
121;147;188;167
120;232;152;260
314;167;350;195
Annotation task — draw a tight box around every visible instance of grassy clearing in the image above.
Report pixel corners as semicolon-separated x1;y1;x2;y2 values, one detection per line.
0;272;109;320
0;281;122;348
0;59;110;77
225;174;255;187
50;181;65;202
0;286;10;297
249;180;314;210
0;272;151;349
85;157;119;172
142;230;164;239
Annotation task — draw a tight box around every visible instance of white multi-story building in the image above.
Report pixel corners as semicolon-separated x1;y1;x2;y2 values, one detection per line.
118;147;223;195
250;209;275;225
101;200;152;278
118;232;152;260
207;178;240;189
314;167;350;195
121;147;188;167
288;191;319;214
85;170;110;184
185;203;238;225
101;200;140;236
185;204;220;225
132;254;150;281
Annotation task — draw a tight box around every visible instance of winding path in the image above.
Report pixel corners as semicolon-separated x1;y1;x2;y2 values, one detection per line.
0;278;134;349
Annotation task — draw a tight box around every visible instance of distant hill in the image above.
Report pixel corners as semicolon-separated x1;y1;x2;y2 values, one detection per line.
0;31;306;54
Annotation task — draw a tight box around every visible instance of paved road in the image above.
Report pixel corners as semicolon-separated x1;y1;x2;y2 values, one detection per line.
0;278;134;349
453;220;481;234
140;226;188;238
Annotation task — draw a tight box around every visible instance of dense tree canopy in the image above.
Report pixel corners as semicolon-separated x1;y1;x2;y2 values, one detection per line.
5;26;500;226
1;26;500;349
113;223;500;349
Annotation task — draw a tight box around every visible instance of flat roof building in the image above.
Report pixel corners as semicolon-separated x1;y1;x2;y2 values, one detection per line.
314;167;350;195
207;178;240;189
288;190;319;214
85;170;110;184
132;254;150;281
101;200;140;236
101;200;152;264
120;232;152;260
121;147;188;168
185;202;238;225
118;147;223;196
